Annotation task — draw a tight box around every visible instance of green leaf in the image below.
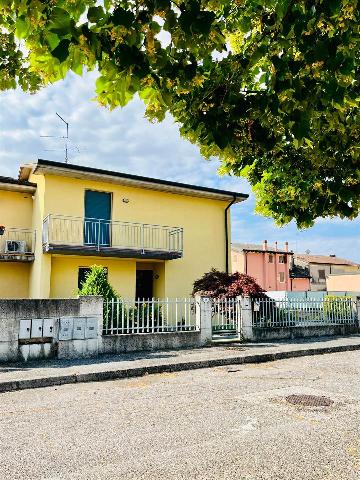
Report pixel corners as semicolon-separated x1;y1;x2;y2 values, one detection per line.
49;7;73;36
111;7;135;28
275;0;291;21
15;17;29;39
51;39;71;63
238;16;251;34
45;32;60;51
88;6;105;23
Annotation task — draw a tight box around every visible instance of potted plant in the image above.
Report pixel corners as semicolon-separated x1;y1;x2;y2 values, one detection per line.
0;226;5;236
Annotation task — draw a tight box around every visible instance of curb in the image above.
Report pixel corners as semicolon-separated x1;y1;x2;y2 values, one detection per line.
1;342;360;394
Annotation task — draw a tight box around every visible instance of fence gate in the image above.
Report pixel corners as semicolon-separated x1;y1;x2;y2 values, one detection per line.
211;297;242;340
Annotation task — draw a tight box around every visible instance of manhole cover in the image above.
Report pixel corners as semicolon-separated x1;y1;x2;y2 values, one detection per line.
285;394;334;407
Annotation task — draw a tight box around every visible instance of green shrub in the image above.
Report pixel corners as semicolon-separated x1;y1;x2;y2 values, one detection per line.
78;265;118;301
323;295;352;319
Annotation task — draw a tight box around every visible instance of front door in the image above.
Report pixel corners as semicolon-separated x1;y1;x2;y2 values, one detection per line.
136;270;153;299
84;190;112;247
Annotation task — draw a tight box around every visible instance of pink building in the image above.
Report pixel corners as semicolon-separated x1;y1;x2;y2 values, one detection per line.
231;241;310;292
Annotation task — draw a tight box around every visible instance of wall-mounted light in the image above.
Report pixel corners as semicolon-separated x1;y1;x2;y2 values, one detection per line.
154;274;159;280
122;198;129;203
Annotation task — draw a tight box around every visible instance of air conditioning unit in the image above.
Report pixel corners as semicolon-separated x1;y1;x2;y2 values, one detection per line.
5;240;26;254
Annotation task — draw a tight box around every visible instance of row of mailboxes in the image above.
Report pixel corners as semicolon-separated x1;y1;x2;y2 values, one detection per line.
19;317;99;341
59;317;98;341
19;318;55;340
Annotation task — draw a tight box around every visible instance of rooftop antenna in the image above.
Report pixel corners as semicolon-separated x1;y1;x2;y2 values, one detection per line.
40;112;74;163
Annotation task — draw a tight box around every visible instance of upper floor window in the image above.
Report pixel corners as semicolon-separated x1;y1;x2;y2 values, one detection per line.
278;255;286;264
268;254;274;263
279;272;285;283
318;269;326;281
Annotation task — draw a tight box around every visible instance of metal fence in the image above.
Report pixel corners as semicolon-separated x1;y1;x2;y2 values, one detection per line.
43;214;183;255
103;298;199;335
252;296;357;328
212;297;241;333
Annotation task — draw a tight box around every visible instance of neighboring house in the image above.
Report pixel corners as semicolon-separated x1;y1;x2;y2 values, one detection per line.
0;159;247;299
294;254;360;292
326;273;360;293
289;264;311;292
231;241;309;291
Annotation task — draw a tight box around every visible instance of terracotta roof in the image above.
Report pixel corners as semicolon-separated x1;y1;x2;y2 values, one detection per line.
294;254;360;267
232;242;292;255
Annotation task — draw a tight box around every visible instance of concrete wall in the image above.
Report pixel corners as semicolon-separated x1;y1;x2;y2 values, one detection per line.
0;296;103;363
251;324;359;341
0;296;213;363
101;331;203;354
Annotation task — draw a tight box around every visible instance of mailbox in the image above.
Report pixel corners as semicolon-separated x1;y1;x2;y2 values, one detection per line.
73;318;85;340
31;319;43;338
86;317;98;339
59;317;74;341
19;319;31;340
43;318;55;337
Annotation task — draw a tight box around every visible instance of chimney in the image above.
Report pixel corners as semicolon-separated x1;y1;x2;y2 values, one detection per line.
285;241;289;252
275;241;278;252
263;240;268;251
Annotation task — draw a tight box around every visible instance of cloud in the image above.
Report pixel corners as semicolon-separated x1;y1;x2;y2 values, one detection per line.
0;71;359;263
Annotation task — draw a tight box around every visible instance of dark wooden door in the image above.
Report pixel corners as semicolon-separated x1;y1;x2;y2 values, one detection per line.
136;270;153;299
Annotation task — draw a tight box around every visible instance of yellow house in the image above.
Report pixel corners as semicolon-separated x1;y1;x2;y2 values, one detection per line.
0;159;247;299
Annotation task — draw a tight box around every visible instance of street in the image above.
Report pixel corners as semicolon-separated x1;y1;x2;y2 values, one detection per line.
1;351;360;480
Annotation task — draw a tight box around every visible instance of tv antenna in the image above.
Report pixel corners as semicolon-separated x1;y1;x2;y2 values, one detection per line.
40;112;78;163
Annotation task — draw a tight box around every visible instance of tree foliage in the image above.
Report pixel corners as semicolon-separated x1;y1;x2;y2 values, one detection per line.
1;0;359;226
78;264;118;300
192;268;263;298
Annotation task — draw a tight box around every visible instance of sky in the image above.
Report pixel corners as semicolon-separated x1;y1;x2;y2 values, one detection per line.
0;70;359;262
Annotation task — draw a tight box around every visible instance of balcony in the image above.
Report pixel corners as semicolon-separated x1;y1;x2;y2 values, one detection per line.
0;227;35;262
42;214;183;260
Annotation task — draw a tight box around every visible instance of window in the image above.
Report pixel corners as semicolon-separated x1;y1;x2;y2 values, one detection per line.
268;254;274;263
278;255;286;264
78;267;108;289
318;269;326;281
279;272;285;283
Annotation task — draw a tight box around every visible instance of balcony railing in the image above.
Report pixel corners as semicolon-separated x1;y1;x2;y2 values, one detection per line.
42;214;183;260
0;227;35;261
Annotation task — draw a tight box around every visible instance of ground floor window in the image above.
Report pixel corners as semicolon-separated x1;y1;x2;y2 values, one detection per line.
279;272;285;283
78;266;108;289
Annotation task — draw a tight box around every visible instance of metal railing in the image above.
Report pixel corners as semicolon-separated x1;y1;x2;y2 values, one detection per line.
103;298;198;335
0;227;35;259
212;297;241;332
252;296;357;328
43;214;183;254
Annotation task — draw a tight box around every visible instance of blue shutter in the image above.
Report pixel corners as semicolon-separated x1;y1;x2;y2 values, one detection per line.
84;191;111;246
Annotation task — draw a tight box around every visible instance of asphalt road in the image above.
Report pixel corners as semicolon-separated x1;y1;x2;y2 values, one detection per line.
1;351;360;480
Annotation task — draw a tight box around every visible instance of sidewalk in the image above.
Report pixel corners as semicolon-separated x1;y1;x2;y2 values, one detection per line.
1;335;360;393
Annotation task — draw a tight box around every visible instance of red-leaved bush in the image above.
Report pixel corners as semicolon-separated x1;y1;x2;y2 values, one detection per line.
192;268;263;298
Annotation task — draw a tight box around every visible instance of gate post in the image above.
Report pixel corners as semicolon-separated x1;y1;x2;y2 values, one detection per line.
195;296;213;345
237;295;254;341
356;297;360;326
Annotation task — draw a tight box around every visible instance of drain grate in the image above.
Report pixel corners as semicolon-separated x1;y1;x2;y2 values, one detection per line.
285;394;334;407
